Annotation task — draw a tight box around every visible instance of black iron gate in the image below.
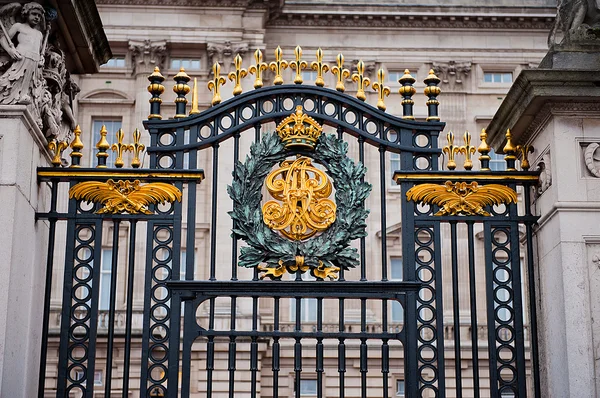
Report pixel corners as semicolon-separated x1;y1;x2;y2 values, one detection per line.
38;49;539;398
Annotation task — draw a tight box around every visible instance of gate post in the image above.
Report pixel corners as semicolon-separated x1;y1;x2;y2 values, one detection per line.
486;41;600;397
0;106;51;397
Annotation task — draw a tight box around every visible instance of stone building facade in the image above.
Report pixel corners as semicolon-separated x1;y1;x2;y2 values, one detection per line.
43;0;555;396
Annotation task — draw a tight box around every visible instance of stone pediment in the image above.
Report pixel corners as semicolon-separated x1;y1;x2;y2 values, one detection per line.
79;89;135;105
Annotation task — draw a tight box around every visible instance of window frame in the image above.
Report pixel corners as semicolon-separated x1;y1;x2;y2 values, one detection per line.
91;118;123;168
390;257;404;323
169;57;202;71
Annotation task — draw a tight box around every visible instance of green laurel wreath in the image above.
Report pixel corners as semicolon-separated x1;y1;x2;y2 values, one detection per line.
227;131;372;278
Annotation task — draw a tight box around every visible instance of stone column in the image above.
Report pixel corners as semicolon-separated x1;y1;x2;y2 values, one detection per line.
0;105;51;397
486;63;600;396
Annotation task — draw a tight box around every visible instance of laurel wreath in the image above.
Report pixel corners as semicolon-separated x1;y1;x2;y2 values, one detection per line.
227;131;372;278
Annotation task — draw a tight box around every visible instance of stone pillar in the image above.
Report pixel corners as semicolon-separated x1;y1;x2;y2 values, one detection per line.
0;105;51;397
486;65;600;396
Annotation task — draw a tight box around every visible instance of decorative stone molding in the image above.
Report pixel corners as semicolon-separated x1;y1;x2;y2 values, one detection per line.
207;41;248;70
128;40;168;74
534;149;552;198
432;61;471;87
584;142;600;178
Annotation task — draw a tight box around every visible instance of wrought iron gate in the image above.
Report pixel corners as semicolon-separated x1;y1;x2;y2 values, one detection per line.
38;48;540;397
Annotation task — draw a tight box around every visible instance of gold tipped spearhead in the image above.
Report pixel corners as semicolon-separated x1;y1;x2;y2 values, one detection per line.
48;139;68;167
130;129;145;168
228;54;248;96
269;46;288;85
351;60;371;101
111;128;131;169
371;68;391;111
249;49;268;89
331;53;350;92
461;131;476;170
189;77;200;115
207;62;227;106
310;48;329;87
289;45;308;84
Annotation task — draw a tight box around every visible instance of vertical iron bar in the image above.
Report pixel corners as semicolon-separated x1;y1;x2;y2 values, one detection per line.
467;221;480;398
273;297;281;398
484;221;499;398
337;126;345;281
104;220;121;396
316;297;324;398
434;221;447;397
228;296;237;398
360;298;368;398
338;298;346;398
231;131;240;280
209;143;219;281
382;297;389;398
295;297;302;398
251;296;259;397
139;221;154;394
379;146;388;281
450;222;463;398
524;186;541;398
358;136;367;281
37;180;58;398
207;298;216;398
122;220;137;397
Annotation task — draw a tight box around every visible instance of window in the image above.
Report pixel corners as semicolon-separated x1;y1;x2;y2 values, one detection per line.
387;71;403;83
92;119;122;168
390;152;401;183
99;249;112;311
170;58;201;70
396;379;406;397
290;273;317;322
484;72;513;83
298;379;317;396
74;370;103;386
489;149;506;171
102;57;126;68
391;258;404;323
302;70;318;82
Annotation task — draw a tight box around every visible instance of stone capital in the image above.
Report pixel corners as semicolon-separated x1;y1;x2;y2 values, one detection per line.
207;41;248;71
128;40;168;74
432;61;472;89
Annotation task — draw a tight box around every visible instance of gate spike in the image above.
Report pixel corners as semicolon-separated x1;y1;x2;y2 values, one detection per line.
477;129;491;171
69;125;84;168
399;69;416;120
442;131;460;170
289;45;308;84
269;46;288;85
48;139;68;167
331;53;350;92
424;69;441;122
461;131;476;170
228;54;248;96
351;60;370;101
147;66;165;120
130;129;145;168
503;129;517;171
249;49;268;89
311;48;329;87
516;144;534;171
208;62;226;106
189;77;200;115
111;128;131;168
95;125;110;168
173;67;191;118
371;68;390;111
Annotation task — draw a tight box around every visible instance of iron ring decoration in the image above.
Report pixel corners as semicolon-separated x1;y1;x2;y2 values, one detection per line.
227;131;372;280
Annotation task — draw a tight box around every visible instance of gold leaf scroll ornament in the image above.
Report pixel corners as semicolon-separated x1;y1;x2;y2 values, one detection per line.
406;181;517;216
69;179;182;214
262;157;336;240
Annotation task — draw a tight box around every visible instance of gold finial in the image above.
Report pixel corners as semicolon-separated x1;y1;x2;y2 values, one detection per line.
399;69;417;120
461;131;476;170
208;62;227;106
442;131;460;170
351;60;371;101
289;45;308;85
249;49;268;89
189;78;200;115
95;125;110;168
371;68;391;111
516;144;534;171
478;129;491;171
424;69;442;122
69;125;84;168
331;53;350;92
276;105;323;150
269;46;288;85
311;48;329;87
111;129;131;169
147;66;165;120
48;139;68;167
130;129;145;168
173;67;191;118
228;54;248;96
503;129;517;171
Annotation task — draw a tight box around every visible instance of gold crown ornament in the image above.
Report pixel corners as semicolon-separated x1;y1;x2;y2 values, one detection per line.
276;106;323;150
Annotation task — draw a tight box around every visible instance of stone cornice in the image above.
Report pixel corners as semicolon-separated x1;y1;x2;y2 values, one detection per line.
97;0;254;6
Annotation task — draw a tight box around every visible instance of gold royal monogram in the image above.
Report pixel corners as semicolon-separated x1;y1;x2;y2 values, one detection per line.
262;157;336;240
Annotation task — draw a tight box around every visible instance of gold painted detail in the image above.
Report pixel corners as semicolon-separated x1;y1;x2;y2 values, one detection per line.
258;258;340;280
262;157;337;241
276;105;323;150
111;129;131;169
461;132;476;170
503;129;517;170
289;45;308;84
331;53;350;92
516;145;534;171
249;49;268;89
130;129;145;168
443;131;460;170
311;48;329;87
351;60;371;101
69;179;182;215
189;77;200;115
48;139;68;167
95;125;110;168
478;129;491;171
69;125;84;168
269;46;288;85
406;181;518;216
228;54;248;96
208;62;226;106
371;68;391;111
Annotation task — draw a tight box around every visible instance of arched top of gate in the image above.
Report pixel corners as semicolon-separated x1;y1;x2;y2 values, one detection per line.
145;85;444;153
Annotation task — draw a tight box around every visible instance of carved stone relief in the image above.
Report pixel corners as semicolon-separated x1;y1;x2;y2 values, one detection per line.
128;39;167;74
0;2;79;141
532;147;552;199
207;41;248;71
584;142;600;177
349;59;375;78
432;61;472;89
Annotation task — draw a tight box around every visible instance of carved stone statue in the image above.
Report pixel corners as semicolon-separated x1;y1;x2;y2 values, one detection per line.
549;0;600;46
0;2;47;105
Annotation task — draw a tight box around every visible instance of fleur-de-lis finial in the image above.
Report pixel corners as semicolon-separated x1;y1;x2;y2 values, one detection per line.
310;48;329;87
48;139;68;167
69;125;84;168
351;60;371;101
461;131;476;170
516;144;534;171
96;124;110;168
269;46;288;85
289;45;308;84
331;53;350;92
228;54;248;96
207;62;227;106
130;129;145;168
371;68;391;111
249;49;268;89
112;128;131;168
443;131;461;170
478;129;491;171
